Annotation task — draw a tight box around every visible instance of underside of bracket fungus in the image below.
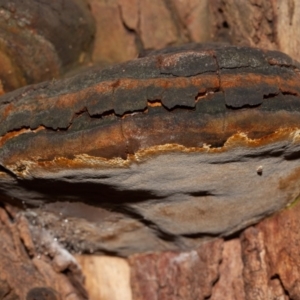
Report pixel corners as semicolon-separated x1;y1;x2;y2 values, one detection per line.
1;43;300;255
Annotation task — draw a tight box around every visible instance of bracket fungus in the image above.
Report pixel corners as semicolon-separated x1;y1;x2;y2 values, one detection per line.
1;44;300;255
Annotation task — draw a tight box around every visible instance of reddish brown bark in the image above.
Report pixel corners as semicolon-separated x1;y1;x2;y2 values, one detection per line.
240;199;300;299
0;0;95;92
209;0;300;61
126;201;300;299
0;204;87;299
129;239;223;300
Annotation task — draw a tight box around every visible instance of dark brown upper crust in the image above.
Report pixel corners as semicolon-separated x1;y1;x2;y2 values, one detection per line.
1;43;300;166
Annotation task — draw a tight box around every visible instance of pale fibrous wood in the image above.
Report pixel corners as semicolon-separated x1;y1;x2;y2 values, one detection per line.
75;255;132;300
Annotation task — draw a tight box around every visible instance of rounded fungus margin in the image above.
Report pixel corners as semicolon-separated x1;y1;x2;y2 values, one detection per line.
1;44;300;255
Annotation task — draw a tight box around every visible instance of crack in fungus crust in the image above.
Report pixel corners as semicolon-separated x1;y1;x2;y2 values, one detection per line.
0;44;300;134
1;44;300;175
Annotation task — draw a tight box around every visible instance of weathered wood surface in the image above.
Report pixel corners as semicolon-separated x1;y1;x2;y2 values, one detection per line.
78;198;300;299
0;204;87;299
210;0;300;62
76;255;132;300
125;200;300;299
86;0;300;67
4;198;298;300
0;0;95;92
87;0;211;66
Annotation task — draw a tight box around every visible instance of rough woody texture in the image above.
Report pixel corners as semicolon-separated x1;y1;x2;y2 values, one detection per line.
78;201;300;300
87;0;138;66
210;0;300;62
76;255;132;300
129;239;223;300
210;238;246;300
240;199;300;300
0;204;87;299
86;0;300;67
87;0;211;66
125;201;300;299
1;44;300;256
0;0;95;92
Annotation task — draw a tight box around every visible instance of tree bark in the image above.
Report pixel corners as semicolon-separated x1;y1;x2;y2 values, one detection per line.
0;204;87;299
209;0;300;61
1;1;300;299
77;200;300;299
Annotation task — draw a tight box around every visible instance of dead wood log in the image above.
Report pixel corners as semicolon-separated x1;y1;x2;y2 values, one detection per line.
0;204;87;299
0;0;95;92
210;0;300;62
77;200;300;299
